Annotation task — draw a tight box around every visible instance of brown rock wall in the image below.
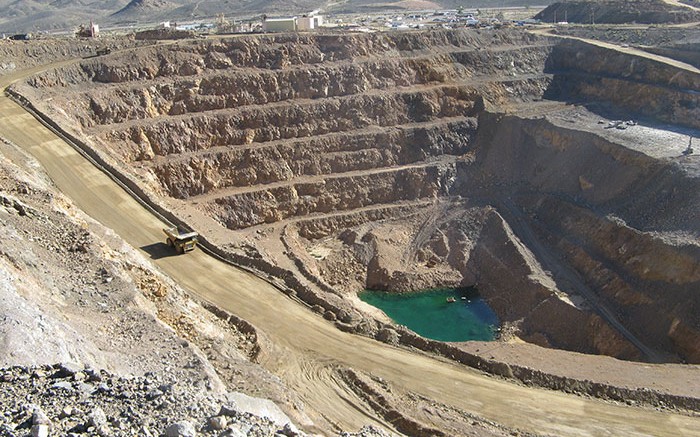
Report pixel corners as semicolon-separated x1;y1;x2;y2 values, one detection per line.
521;297;641;360
526;195;700;361
104;86;483;161
210;165;453;229
17;30;545;90
153;119;477;198
537;197;700;284
464;210;558;322
546;39;700;128
67;45;548;126
470;112;666;202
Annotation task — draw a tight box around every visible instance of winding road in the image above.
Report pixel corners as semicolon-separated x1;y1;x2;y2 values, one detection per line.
1;59;699;436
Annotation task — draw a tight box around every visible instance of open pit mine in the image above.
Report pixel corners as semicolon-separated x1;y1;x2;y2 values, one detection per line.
2;27;700;436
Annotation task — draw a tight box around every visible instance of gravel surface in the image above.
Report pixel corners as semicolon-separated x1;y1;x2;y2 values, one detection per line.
0;363;301;437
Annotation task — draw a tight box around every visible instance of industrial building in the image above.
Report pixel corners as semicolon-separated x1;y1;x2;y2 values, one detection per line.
263;17;297;32
263;13;324;32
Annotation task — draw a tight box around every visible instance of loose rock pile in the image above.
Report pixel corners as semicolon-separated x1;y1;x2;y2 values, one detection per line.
0;363;303;437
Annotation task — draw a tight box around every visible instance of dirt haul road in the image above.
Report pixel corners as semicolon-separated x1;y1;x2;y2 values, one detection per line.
1;66;699;437
531;26;700;74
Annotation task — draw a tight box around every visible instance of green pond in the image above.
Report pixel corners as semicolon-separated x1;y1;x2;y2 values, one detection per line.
359;287;499;342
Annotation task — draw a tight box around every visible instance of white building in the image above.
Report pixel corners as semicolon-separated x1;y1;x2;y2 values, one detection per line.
264;14;323;32
263;17;297;32
297;16;315;30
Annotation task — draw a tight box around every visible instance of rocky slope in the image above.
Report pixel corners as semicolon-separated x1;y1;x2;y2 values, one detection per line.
0;364;306;437
10;28;700;367
0;136;316;435
536;0;700;24
545;38;700;129
0;37;149;78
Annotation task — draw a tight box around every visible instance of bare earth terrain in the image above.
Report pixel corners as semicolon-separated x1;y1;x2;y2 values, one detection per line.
1;10;700;437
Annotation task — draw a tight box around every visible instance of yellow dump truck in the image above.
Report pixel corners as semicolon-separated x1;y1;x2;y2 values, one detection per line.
163;227;198;254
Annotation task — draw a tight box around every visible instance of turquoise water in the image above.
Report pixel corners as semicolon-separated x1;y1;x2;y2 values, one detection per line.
359;287;499;342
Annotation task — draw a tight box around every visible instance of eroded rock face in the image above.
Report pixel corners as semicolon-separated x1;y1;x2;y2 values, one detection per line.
461;112;700;362
13;29;700;363
546;39;700;129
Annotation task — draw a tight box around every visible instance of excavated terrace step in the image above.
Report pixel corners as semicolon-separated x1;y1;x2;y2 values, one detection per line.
76;31;551;84
91;82;485;131
79;43;551;95
86;72;549;127
275;199;436;237
147;116;474;166
150;116;476;198
192;154;457;204
92;76;550;163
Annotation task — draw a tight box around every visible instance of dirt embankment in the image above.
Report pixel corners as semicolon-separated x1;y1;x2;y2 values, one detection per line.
0;37;150;77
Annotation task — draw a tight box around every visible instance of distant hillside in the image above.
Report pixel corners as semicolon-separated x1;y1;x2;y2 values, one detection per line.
536;0;700;24
108;0;332;26
114;0;175;15
110;0;177;22
1;0;553;33
0;0;128;34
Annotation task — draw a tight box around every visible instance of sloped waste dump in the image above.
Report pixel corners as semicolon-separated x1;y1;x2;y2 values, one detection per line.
13;29;699;364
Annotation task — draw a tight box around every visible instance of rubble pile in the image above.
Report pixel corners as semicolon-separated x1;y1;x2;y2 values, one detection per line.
0;363;308;437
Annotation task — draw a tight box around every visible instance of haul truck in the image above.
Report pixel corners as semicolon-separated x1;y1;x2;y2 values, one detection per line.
163;227;198;254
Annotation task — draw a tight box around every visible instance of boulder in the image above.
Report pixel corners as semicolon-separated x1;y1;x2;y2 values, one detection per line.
165;420;196;437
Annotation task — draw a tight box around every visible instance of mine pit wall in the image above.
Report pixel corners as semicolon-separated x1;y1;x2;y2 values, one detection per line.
67;46;548;126
545;39;700;130
152;119;477;198
210;165;455;230
5;90;699;411
107;85;484;165
9;28;697;364
462;111;700;363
